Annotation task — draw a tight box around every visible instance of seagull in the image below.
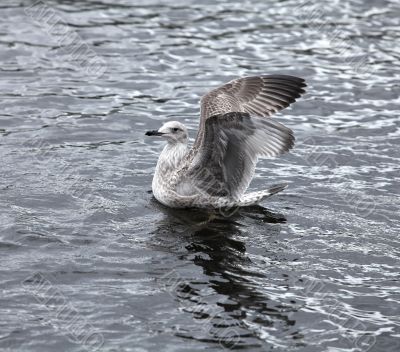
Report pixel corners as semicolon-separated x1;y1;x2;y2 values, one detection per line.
145;75;306;209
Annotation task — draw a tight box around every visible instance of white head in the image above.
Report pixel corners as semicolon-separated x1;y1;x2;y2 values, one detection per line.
145;121;188;144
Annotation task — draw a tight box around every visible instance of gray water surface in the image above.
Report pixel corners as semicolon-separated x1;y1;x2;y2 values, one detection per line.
1;0;400;351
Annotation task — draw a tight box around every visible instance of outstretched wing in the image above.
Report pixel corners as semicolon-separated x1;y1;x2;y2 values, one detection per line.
201;74;306;118
194;75;306;148
183;112;294;200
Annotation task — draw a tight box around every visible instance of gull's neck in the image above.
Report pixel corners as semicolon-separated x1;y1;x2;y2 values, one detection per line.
156;141;188;175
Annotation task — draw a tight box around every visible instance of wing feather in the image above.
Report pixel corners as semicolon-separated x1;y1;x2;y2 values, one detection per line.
183;112;295;200
200;74;306;121
179;74;306;200
193;74;306;151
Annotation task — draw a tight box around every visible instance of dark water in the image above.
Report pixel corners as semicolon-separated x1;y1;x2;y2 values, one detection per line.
1;0;399;351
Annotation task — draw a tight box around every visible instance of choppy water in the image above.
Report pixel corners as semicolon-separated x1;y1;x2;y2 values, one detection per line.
1;0;400;351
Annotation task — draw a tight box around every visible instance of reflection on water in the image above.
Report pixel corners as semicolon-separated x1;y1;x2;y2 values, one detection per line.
148;204;306;349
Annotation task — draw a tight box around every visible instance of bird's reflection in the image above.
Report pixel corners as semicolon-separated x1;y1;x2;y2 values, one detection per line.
147;200;303;349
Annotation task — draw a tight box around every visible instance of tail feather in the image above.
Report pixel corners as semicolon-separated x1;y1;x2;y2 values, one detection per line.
238;183;288;206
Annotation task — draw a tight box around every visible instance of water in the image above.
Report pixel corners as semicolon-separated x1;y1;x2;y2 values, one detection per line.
1;0;399;351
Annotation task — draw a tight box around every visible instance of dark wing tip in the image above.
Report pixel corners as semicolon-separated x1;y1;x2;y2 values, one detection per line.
261;75;307;94
260;74;307;109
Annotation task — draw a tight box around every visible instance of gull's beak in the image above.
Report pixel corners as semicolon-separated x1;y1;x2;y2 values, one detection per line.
145;130;164;136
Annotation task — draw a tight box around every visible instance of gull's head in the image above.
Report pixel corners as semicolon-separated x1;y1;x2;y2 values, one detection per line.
145;121;188;144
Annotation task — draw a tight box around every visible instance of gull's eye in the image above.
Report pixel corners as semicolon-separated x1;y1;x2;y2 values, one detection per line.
172;128;179;132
